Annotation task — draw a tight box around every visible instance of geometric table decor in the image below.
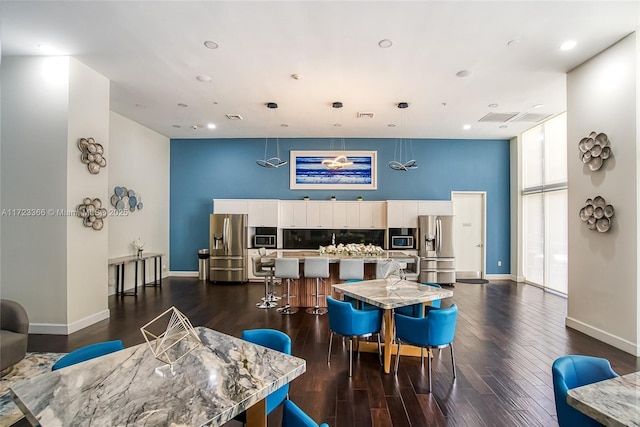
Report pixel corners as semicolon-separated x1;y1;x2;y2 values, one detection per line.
140;306;202;368
579;196;614;233
377;258;406;289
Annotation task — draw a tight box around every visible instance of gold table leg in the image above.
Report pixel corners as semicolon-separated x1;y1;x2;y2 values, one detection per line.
246;398;267;427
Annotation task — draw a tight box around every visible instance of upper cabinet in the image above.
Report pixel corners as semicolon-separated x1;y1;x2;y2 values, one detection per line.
247;200;279;226
359;201;387;229
307;201;333;228
387;201;419;228
213;199;248;214
332;202;360;228
280;201;307;228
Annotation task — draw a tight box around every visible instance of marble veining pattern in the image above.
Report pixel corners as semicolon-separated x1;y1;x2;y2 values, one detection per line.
11;327;306;427
567;371;640;427
333;279;453;309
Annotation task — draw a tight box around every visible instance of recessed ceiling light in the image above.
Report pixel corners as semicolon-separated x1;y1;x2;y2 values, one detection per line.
456;70;471;78
463;124;471;130
533;104;544;109
378;39;393;48
388;124;396;127
560;40;577;51
207;123;216;129
499;125;508;129
212;101;218;105
488;103;499;108
196;75;212;83
507;39;520;47
290;73;303;80
172;124;181;128
204;40;219;49
177;103;188;108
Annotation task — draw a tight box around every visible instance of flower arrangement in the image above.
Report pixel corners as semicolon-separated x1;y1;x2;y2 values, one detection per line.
132;237;145;258
319;243;384;257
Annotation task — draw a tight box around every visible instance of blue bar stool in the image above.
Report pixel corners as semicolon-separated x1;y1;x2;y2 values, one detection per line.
304;257;329;315
275;258;299;315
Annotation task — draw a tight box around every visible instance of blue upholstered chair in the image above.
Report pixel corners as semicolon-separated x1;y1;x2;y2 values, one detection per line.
394;304;458;392
52;340;124;370
282;399;330;427
235;329;292;423
326;296;382;377
552;355;618;427
395;282;443;317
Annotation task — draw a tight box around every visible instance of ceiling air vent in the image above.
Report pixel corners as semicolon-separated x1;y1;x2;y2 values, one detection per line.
357;112;375;119
478;112;519;122
225;114;243;120
511;113;553;123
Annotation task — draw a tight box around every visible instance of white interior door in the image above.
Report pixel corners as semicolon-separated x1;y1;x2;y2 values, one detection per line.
452;192;485;278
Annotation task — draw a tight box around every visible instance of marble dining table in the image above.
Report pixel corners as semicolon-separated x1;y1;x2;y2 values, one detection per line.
567;371;640;427
10;326;306;427
332;279;453;374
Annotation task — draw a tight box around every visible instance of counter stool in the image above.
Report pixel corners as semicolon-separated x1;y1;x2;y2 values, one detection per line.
275;258;299;315
252;255;276;309
304;257;329;315
258;247;280;302
339;258;364;308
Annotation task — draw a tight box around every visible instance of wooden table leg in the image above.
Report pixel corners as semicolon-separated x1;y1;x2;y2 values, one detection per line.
246;398;267;427
383;309;394;374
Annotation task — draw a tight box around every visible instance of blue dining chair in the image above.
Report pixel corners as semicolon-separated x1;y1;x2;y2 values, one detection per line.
394;282;443;317
394;304;458;392
282;399;330;427
326;296;382;377
235;329;292;423
52;340;124;370
552;355;618;427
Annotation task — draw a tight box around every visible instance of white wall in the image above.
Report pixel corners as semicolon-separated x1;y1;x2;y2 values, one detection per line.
1;56;70;325
566;33;639;355
66;58;110;330
108;112;170;293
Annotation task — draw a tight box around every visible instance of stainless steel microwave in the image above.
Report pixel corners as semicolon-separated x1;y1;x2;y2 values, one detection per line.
254;235;276;248
391;235;414;249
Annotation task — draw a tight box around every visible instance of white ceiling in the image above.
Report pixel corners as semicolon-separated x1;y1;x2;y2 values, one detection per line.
2;1;639;140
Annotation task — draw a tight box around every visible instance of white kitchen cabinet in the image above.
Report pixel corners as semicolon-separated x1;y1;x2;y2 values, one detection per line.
387;201;419;228
213;199;248;214
418;200;454;216
332;202;359;228
306;201;333;228
358;201;386;228
280;201;307;228
247;200;280;226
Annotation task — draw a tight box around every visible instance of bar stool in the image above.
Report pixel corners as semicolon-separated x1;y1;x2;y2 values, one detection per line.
275;258;299;315
252;255;276;309
339;258;364;308
258;248;280;303
304;257;329;315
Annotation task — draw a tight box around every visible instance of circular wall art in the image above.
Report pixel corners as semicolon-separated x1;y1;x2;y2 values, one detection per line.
77;197;107;231
111;186;143;213
78;137;107;174
578;131;612;171
579;196;614;233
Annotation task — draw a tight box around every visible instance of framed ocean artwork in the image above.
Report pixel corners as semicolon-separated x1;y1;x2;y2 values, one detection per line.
290;151;377;190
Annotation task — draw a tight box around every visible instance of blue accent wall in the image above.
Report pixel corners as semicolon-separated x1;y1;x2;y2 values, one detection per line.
170;138;510;273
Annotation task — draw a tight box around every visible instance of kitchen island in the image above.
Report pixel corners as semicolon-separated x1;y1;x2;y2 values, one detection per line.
263;250;417;308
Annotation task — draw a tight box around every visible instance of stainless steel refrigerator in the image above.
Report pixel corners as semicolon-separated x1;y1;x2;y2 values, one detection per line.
209;214;248;282
418;215;456;285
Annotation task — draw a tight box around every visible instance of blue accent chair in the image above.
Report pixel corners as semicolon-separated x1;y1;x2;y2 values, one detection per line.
394;304;458;392
235;329;292;423
552;355;618;427
395;282;443;317
326;296;382;377
282;400;329;427
52;340;124;371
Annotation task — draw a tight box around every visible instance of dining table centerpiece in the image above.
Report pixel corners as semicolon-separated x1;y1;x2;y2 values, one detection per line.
319;243;384;257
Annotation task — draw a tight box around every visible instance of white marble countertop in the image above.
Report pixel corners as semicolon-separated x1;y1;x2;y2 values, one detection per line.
568;371;640;427
11;327;306;427
333;279;452;310
265;250;416;263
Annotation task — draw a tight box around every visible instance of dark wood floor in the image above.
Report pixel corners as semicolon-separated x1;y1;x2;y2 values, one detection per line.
27;278;640;427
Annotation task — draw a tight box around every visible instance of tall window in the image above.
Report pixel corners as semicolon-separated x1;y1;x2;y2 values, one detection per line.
522;113;567;294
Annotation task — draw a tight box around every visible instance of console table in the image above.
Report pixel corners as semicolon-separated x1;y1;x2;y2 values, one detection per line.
108;253;163;297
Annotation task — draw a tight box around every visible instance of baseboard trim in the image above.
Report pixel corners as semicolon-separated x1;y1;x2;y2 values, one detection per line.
565;316;639;356
29;309;110;335
484;274;512;281
169;271;199;277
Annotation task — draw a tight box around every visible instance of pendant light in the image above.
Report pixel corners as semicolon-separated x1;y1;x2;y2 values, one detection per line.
389;102;418;171
256;102;287;168
322;102;353;170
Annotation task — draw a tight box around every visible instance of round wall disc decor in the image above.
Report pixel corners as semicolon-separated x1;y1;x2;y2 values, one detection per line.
78;137;107;174
579;196;614;233
78;197;107;231
578;131;611;171
111;186;143;213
